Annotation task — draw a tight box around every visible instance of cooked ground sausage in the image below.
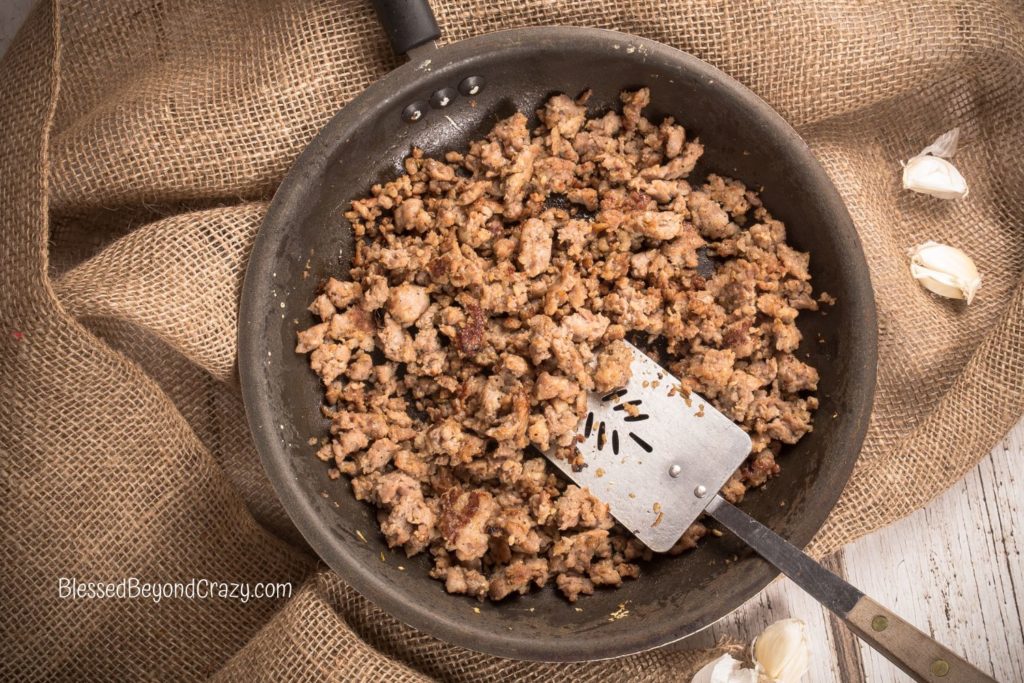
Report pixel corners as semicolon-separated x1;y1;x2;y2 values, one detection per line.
297;89;821;602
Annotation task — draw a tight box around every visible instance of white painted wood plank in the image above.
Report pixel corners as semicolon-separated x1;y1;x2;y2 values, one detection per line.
684;417;1024;683
845;417;1024;683
684;573;847;682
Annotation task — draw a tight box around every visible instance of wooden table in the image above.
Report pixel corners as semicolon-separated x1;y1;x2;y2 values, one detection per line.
687;416;1024;682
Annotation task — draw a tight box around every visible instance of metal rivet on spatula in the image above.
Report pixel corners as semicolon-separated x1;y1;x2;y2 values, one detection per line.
669;464;682;478
694;485;708;498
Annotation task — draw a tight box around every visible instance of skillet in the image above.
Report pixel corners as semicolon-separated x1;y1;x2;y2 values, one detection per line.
237;0;877;661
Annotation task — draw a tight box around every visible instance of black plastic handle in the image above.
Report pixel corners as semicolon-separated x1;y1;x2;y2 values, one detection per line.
371;0;441;56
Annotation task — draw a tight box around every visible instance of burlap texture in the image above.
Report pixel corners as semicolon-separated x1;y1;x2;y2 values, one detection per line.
2;0;1022;679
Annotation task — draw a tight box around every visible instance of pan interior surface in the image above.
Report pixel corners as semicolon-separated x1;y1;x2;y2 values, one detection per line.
238;27;877;662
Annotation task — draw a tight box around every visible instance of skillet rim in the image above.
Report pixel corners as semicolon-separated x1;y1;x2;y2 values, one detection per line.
238;25;878;662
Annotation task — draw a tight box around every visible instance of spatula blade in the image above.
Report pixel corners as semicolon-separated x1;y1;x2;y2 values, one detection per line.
545;342;751;552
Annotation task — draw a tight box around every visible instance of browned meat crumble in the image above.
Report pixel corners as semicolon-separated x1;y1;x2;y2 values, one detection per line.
296;89;821;602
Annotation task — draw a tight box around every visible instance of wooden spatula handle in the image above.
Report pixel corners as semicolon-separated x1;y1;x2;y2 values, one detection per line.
705;494;996;683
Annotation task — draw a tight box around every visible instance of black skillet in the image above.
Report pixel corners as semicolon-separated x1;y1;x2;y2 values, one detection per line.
238;0;878;662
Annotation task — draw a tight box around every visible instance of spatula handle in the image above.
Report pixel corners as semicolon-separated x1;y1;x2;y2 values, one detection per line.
705;494;996;683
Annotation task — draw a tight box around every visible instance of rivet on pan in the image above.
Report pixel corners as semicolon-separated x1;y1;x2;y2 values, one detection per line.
930;659;950;677
669;464;682;478
430;88;457;108
402;102;427;123
871;615;889;631
458;76;486;96
694;485;708;498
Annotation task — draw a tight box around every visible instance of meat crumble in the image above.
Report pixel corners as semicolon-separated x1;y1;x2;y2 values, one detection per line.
296;89;822;602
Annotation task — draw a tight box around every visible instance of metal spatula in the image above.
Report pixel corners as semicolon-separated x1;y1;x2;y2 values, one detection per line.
545;341;994;683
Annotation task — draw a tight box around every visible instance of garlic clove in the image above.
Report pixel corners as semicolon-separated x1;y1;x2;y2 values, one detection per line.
918;127;960;158
908;240;981;303
752;618;810;683
902;154;968;199
690;654;760;683
902;128;968;199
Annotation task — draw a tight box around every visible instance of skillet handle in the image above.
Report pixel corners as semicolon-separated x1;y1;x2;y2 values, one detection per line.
705;494;996;683
371;0;441;56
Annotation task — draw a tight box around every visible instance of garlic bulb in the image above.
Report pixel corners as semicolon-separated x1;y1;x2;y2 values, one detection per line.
902;128;969;199
690;654;760;683
752;618;810;683
908;241;981;304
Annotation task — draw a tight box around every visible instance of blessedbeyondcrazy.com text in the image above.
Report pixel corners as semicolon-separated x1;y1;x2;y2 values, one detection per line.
57;577;293;604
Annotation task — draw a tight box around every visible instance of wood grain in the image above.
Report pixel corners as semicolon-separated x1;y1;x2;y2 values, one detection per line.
845;418;1023;682
687;417;1024;682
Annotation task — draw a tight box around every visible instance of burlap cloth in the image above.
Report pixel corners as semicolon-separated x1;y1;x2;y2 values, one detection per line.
2;0;1022;679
